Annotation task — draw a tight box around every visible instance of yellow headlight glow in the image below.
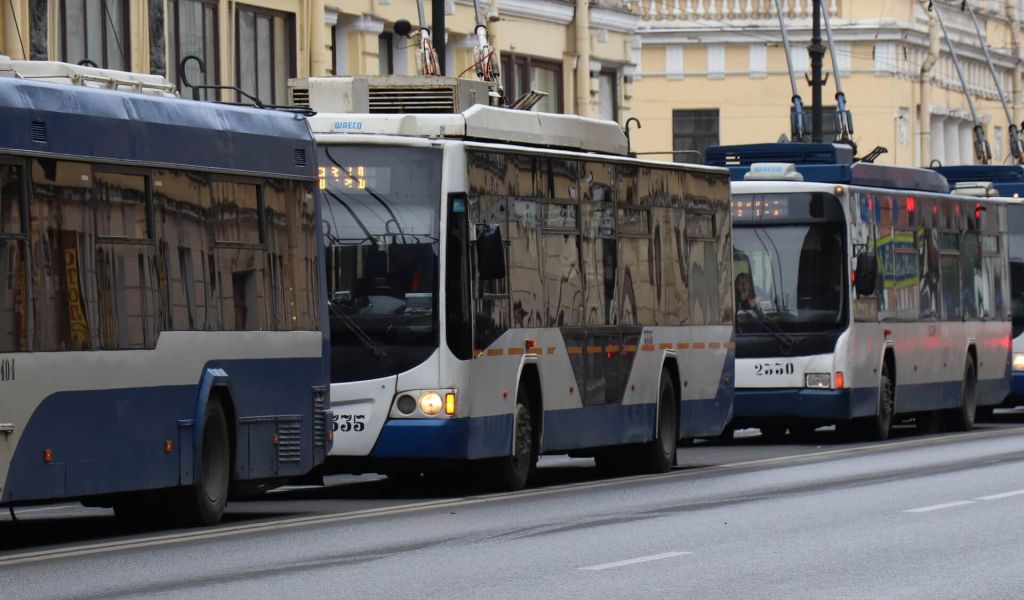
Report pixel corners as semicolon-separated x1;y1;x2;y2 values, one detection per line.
419;391;443;416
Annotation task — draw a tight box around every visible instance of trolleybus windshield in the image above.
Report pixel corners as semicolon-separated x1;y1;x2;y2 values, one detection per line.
732;193;847;334
319;144;441;382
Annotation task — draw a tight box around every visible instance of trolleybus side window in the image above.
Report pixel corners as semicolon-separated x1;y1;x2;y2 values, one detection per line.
1008;204;1024;337
93;171;160;349
212;181;268;331
0;163;28;353
616;163;654;326
153;169;214;331
263;179;319;330
542;158;582;328
581;161;617;327
30;159;96;351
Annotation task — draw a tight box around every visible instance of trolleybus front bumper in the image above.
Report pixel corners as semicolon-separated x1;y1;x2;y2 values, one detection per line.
1011;372;1024;398
369;416;511;460
733;387;874;423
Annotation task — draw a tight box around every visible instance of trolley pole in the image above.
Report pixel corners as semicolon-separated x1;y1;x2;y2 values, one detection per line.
809;0;825;142
433;0;446;75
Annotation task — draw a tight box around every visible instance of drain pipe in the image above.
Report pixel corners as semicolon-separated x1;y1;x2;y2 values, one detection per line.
919;0;940;165
310;0;327;75
575;0;592;117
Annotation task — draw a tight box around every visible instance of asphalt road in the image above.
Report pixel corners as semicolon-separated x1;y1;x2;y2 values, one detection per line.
2;411;1024;599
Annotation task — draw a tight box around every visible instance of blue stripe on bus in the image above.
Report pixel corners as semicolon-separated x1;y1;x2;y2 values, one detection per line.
372;389;735;462
735;377;1009;422
2;357;322;504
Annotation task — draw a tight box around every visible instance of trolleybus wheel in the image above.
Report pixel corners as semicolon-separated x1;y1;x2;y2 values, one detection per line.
179;400;230;526
637;368;678;473
864;361;895;441
492;388;536;491
946;356;977;432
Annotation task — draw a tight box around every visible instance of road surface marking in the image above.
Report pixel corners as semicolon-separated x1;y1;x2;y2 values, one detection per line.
580;551;692;571
974;489;1024;501
0;425;1020;567
904;500;976;513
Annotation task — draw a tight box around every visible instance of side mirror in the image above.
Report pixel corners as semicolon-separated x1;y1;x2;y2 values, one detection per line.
854;252;877;297
476;224;506;280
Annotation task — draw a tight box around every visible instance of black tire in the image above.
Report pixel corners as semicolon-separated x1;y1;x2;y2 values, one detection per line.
759;424;787;442
491;387;536;491
636;368;678;473
179;401;231;526
946;356;978;432
859;360;895;441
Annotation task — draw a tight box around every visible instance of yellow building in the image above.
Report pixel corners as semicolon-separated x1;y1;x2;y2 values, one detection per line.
0;0;637;120
629;0;1024;167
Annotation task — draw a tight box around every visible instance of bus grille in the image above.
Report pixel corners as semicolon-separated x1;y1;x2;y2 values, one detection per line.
368;85;456;113
313;387;328;452
276;419;302;464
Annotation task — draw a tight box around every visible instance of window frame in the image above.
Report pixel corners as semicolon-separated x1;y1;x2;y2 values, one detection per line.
501;53;564;113
167;0;220;101
59;0;131;70
234;4;297;105
672;109;720;164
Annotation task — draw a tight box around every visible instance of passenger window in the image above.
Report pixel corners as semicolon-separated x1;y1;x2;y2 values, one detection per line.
30;159;96;351
0;165;28;352
94;172;149;239
212;181;262;244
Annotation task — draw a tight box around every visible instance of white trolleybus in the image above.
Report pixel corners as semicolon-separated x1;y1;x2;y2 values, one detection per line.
932;165;1024;414
706;143;1011;440
291;76;735;488
0;60;331;525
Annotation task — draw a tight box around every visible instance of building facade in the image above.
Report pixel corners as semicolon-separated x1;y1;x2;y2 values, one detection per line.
2;0;1022;167
629;0;1024;167
0;0;638;120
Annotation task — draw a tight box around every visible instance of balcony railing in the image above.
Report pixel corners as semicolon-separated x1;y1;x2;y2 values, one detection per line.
623;0;839;23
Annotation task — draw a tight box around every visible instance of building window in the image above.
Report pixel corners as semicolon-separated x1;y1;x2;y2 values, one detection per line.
597;70;618;123
806;106;838;141
168;0;218;100
502;53;563;113
672;109;719;163
236;5;295;105
60;0;129;70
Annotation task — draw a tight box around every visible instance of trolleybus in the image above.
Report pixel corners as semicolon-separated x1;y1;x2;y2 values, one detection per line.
0;60;331;525
709;143;1011;440
933;165;1024;413
297;76;735;488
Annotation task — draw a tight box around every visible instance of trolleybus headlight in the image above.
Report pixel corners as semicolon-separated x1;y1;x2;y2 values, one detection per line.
1013;353;1024;371
418;392;443;416
805;373;831;389
396;394;418;415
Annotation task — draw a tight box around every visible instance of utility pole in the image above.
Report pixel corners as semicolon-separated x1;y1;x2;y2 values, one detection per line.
433;0;447;75
809;0;825;142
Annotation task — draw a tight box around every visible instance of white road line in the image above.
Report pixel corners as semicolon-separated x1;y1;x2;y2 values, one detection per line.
580;551;692;571
0;425;1020;567
974;489;1024;501
904;500;976;513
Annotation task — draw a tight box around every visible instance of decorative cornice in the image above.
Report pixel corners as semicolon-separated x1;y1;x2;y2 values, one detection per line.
591;6;641;33
324;8;339;27
455;0;574;25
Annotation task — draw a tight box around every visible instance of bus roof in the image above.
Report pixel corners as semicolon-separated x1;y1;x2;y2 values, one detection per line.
307;104;629;157
706;143;949;194
0;76;315;179
931;165;1024;197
